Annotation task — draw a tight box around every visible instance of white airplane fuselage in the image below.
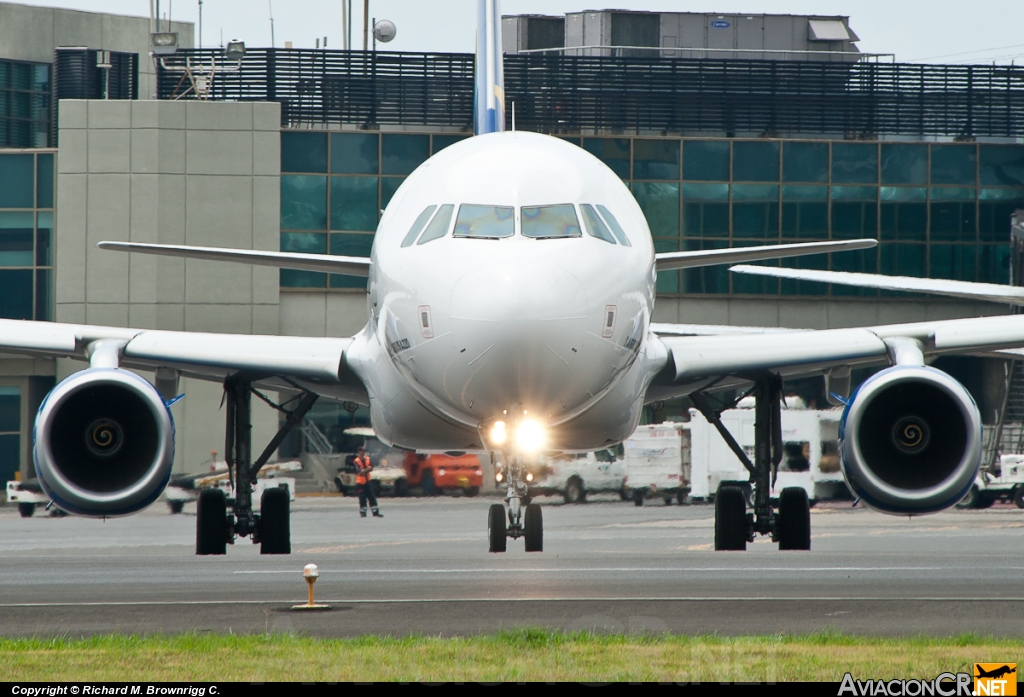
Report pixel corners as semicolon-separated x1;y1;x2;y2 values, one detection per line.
346;131;665;452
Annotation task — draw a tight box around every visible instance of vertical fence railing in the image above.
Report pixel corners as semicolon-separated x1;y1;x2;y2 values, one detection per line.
156;49;1024;137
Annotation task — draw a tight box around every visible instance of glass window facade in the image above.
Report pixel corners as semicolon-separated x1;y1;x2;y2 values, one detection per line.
0;153;54;319
0;60;50;148
280;131;467;289
281;133;1024;296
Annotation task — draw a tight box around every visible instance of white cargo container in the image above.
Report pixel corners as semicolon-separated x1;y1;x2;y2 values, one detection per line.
687;407;844;502
622;423;690;506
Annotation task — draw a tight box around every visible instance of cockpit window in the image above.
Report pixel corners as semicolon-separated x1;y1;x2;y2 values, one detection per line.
580;204;617;244
417;204;454;245
453;204;515;239
521;204;582;239
597;205;632;247
401;205;437;247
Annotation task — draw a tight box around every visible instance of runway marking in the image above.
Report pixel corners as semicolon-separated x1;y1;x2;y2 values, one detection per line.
300;538;474;553
231;566;1024;574
5;597;1024;609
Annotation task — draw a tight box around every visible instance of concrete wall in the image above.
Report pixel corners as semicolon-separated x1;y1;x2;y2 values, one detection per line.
0;2;194;99
55;99;280;474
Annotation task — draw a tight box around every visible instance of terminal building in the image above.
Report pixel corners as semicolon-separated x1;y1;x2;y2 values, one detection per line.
0;1;1022;487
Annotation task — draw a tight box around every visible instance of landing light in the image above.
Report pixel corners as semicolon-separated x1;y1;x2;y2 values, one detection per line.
490;420;507;445
515;419;545;452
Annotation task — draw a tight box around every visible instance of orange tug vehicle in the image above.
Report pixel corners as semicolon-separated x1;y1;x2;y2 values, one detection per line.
401;452;483;497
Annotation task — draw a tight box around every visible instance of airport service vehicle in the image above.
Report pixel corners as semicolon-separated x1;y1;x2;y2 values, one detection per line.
687;407;844;504
957;453;1024;509
164;460;301;514
527;448;625;503
6;478;49;517
623;424;690;506
332;427;406;497
402;452;483;497
4;0;1024;558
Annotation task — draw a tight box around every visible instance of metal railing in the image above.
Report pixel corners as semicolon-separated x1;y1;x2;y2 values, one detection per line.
156;49;1024;137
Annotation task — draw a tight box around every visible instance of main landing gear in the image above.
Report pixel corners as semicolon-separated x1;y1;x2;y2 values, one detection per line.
691;373;811;552
488;454;543;553
196;374;318;556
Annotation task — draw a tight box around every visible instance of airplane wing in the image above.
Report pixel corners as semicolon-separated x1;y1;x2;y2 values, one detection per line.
646;314;1024;401
97;241;372;277
0;318;368;403
728;265;1024;305
654;239;876;272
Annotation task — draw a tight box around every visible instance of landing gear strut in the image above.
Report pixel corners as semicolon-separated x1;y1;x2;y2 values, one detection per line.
692;373;811;551
195;375;318;556
488;453;543;553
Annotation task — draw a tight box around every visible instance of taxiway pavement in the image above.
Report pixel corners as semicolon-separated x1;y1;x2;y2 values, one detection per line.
0;495;1021;637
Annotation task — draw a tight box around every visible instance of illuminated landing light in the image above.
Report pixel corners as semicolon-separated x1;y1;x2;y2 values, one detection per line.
490;420;507;445
495;472;504;483
526;472;534;482
516;419;545;452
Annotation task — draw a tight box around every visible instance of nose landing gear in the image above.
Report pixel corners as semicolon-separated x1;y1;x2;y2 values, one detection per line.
488;453;543;553
692;373;812;552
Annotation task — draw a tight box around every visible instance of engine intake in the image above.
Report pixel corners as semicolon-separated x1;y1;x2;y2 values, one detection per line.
34;369;175;516
840;365;980;515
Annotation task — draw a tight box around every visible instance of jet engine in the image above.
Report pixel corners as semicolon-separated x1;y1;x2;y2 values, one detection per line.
840;365;980;515
33;369;175;517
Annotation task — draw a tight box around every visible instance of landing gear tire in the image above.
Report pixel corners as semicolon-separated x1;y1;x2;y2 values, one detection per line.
714;486;747;551
676;489;688;505
777;487;811;551
259;487;291;555
524;503;543;552
334;477;348;495
394;478;409;497
17;502;34;518
633;489;643;507
663;496;673;506
488;503;506;553
1014;486;1024;509
421;471;437;496
564;477;585;504
196;488;228;556
167;500;185;514
618;487;628;501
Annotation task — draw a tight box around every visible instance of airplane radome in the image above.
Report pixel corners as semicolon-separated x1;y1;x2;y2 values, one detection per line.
356;130;656;453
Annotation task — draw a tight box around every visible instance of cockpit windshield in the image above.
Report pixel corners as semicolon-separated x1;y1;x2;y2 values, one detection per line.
401;205;437;247
453;205;515;239
597;205;631;247
580;204;617;244
521;204;582;239
417;204;454;245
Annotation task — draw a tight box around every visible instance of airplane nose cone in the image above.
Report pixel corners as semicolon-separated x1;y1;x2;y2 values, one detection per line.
449;261;613;419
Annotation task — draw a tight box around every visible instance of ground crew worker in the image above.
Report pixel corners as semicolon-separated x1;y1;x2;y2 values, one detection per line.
354;445;382;518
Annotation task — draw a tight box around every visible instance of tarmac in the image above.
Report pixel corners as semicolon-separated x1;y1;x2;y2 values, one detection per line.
0;493;1022;638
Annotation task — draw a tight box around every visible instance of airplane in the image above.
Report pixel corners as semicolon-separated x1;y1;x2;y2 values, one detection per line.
4;0;1024;556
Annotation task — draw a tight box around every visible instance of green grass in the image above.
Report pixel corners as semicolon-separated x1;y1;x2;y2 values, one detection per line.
2;630;1019;682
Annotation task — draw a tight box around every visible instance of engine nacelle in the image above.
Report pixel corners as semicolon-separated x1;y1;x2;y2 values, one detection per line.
840;365;980;515
33;369;175;517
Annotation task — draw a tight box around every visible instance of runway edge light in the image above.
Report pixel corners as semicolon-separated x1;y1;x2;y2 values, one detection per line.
291;563;331;611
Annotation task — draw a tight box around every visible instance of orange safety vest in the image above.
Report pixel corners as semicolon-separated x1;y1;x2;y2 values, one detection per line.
354;455;371;485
